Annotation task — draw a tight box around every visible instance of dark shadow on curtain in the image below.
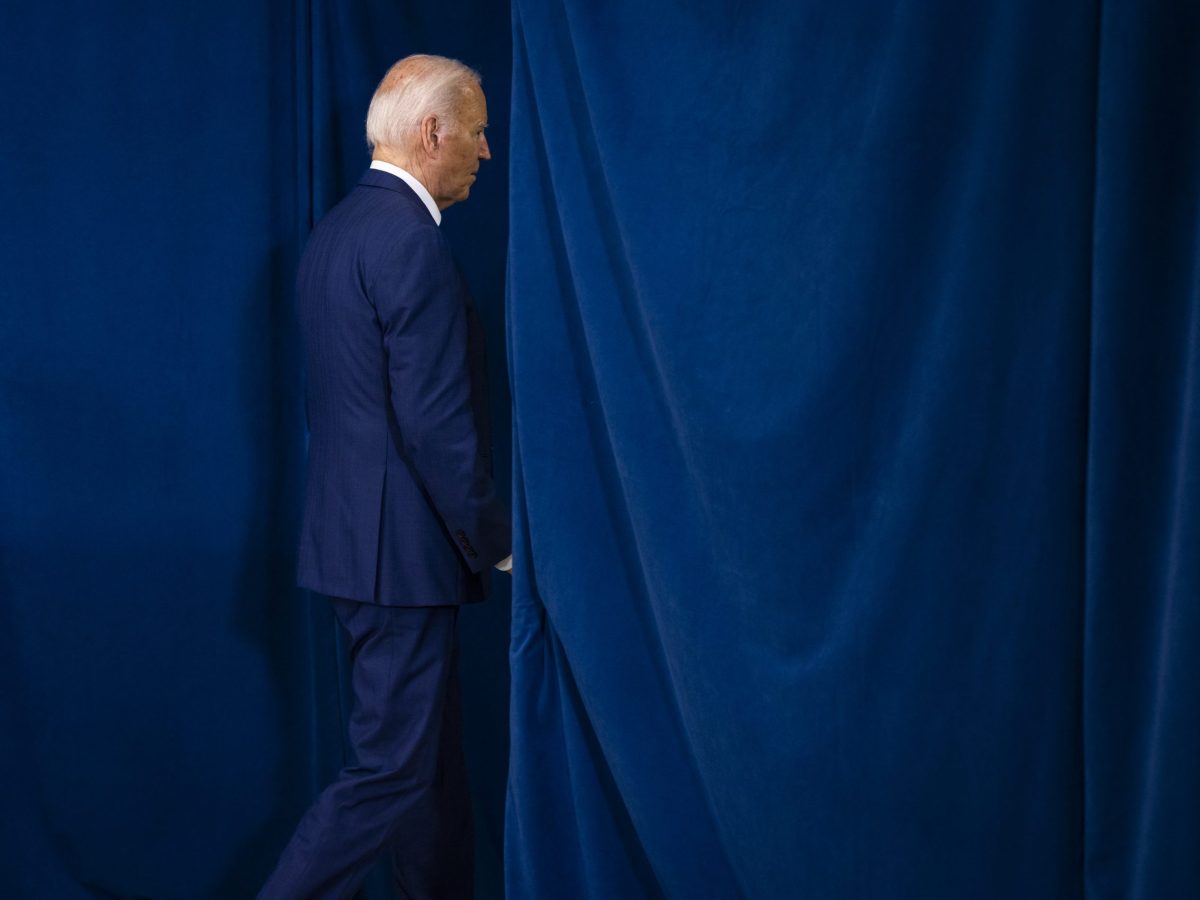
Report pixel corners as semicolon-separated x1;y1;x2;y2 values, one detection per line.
1084;2;1200;898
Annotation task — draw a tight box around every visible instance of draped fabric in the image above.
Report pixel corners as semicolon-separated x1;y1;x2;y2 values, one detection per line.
2;1;1196;897
0;2;512;897
1084;1;1200;896
505;2;1198;898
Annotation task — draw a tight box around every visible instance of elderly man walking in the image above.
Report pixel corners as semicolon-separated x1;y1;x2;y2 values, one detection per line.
259;54;512;900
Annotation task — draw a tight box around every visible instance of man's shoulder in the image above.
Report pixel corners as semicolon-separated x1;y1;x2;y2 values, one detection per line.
309;180;440;251
327;178;429;225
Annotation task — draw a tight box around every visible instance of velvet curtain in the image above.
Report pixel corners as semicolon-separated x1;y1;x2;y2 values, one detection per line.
504;1;1198;898
2;1;1196;898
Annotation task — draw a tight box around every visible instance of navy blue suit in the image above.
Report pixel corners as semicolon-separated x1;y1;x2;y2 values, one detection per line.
296;167;511;605
262;168;511;900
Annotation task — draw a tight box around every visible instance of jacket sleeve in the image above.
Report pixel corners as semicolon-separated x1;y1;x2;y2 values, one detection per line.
368;223;512;572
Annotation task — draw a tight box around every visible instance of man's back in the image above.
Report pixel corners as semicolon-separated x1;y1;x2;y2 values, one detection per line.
295;169;509;606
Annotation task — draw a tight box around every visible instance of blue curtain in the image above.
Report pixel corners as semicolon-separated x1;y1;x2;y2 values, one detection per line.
505;2;1198;899
1084;1;1200;896
3;1;1196;898
0;1;511;897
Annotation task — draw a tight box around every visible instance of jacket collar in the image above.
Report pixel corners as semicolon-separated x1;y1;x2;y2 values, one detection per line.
359;165;441;225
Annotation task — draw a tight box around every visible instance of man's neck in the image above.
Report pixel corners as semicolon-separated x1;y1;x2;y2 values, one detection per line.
369;157;442;225
373;151;431;193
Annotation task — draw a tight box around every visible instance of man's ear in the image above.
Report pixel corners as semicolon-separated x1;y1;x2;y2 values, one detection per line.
420;115;440;156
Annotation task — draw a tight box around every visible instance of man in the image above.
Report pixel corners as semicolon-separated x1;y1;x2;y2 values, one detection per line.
260;55;512;900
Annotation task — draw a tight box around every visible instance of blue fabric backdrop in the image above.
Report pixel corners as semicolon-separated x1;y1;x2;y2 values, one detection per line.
0;1;512;897
1085;1;1200;895
2;1;1197;898
505;1;1198;898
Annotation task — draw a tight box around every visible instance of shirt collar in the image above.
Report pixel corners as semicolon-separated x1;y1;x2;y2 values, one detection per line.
369;160;441;225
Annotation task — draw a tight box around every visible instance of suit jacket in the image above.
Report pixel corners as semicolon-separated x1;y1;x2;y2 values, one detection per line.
295;168;511;606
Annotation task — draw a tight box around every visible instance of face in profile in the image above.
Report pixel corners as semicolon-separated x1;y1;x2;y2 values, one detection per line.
430;84;490;210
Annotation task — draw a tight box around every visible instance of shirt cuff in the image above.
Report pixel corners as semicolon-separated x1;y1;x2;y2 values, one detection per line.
495;555;513;573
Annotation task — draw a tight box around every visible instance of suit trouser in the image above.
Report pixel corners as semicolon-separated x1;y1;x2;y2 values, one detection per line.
259;599;473;900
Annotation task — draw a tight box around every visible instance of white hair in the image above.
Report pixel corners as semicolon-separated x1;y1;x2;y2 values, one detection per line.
365;54;481;151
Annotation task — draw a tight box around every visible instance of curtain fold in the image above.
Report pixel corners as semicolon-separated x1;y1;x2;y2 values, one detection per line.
1084;2;1200;897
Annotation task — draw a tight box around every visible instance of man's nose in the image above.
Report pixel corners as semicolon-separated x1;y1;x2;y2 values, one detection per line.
479;135;491;160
